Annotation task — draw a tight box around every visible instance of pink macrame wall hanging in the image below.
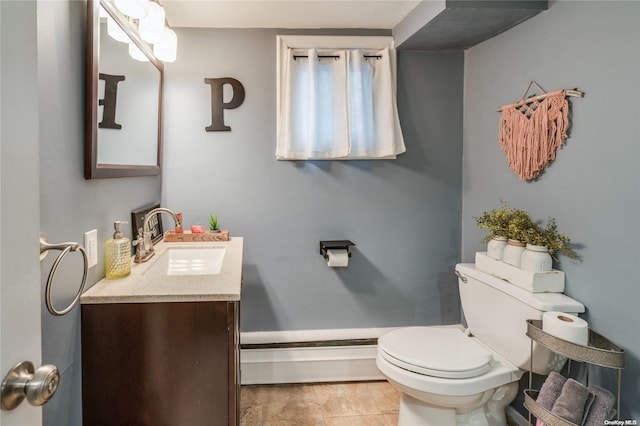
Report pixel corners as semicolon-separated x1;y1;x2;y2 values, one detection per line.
498;81;584;180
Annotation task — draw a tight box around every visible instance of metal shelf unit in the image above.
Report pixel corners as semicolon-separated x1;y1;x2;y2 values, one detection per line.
524;319;625;426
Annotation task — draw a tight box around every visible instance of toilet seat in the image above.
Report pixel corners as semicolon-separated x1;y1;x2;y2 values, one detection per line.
378;327;494;379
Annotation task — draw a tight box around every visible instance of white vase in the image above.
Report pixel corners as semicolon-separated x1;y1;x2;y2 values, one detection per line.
487;236;508;260
502;239;526;268
521;244;553;272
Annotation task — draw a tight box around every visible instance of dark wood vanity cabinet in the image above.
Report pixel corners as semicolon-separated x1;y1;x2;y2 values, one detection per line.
81;301;240;426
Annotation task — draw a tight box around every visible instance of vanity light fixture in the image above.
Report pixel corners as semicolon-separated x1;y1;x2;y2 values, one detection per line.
153;27;177;62
128;41;150;62
107;0;178;62
99;4;109;18
106;15;130;43
139;1;166;44
108;0;177;63
114;0;149;19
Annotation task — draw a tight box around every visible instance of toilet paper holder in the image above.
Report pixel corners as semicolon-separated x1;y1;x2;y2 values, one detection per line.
320;240;356;260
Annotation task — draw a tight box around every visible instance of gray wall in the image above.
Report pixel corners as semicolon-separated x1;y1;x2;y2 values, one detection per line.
37;0;638;423
462;0;640;418
37;1;161;425
36;15;463;424
162;29;464;332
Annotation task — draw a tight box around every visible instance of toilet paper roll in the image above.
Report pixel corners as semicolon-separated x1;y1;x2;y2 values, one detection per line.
327;249;349;267
542;311;589;346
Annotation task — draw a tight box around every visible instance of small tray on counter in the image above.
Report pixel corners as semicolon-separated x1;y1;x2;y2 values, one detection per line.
164;230;229;242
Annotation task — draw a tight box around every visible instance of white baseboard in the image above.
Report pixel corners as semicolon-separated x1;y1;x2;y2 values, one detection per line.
240;328;396;385
241;345;384;385
240;327;397;345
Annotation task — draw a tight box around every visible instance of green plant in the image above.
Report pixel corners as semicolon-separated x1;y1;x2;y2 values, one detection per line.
474;201;513;242
477;202;580;261
208;214;219;231
505;208;536;242
523;218;580;260
474;201;535;242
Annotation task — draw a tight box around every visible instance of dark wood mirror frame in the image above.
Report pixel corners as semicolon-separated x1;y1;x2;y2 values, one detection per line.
85;0;164;179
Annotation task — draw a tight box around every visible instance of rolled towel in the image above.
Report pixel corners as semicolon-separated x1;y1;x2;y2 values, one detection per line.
551;379;593;424
536;371;567;410
584;385;615;426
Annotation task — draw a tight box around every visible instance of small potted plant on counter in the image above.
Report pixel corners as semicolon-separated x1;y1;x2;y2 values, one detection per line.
209;214;220;232
521;218;580;271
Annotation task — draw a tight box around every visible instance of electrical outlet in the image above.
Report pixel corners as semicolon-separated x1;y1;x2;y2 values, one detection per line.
84;229;98;268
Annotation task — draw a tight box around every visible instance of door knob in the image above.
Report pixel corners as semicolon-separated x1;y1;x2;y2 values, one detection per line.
1;361;59;410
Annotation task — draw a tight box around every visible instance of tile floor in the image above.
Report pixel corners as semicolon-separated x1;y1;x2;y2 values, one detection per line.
240;381;401;426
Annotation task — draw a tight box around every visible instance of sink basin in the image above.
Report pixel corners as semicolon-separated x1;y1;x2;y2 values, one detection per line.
144;247;226;278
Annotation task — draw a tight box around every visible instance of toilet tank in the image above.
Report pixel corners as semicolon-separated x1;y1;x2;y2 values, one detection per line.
455;263;585;375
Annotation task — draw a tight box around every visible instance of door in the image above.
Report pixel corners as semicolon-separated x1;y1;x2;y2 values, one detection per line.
0;1;44;425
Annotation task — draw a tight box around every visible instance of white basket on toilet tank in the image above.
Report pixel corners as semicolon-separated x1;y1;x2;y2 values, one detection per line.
376;263;585;426
475;252;565;293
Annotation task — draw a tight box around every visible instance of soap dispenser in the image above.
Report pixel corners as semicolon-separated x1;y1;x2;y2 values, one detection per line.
105;221;131;279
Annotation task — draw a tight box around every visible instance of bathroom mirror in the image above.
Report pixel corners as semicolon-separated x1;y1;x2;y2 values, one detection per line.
85;0;163;179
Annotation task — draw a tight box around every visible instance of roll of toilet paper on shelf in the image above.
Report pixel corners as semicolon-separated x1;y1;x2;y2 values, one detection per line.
327;249;349;267
542;311;589;346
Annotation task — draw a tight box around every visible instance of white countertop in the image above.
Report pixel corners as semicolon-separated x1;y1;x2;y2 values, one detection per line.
81;237;243;304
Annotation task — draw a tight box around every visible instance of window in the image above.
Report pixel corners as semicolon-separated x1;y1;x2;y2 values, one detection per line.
276;36;406;160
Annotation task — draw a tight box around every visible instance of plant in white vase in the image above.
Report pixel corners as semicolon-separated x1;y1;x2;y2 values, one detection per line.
475;201;514;260
501;208;536;268
521;218;580;271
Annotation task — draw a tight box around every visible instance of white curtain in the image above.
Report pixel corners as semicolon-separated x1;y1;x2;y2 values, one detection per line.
276;47;406;160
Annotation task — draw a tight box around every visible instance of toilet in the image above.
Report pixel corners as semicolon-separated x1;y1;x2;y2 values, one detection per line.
376;263;585;426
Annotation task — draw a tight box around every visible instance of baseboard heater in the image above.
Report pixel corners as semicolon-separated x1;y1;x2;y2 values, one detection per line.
240;328;395;385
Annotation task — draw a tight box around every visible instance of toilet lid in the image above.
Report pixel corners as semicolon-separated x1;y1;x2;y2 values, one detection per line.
378;327;494;379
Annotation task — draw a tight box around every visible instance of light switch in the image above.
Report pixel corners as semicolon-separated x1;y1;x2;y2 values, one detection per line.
84;229;98;268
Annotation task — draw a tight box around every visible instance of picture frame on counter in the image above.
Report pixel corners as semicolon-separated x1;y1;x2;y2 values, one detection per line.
131;203;163;245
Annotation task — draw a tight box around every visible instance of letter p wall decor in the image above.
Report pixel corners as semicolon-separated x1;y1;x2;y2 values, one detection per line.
205;77;245;132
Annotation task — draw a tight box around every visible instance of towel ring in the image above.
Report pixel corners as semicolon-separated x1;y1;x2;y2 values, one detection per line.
39;235;88;317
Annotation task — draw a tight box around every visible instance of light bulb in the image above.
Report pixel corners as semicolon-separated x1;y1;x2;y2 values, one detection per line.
114;0;149;19
153;28;177;62
107;16;130;43
99;5;109;19
139;2;165;44
128;42;150;62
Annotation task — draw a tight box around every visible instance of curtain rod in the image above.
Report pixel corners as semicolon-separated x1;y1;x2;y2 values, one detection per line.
293;55;382;60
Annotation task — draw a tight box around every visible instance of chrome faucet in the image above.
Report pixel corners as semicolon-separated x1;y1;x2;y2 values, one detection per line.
134;207;182;263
